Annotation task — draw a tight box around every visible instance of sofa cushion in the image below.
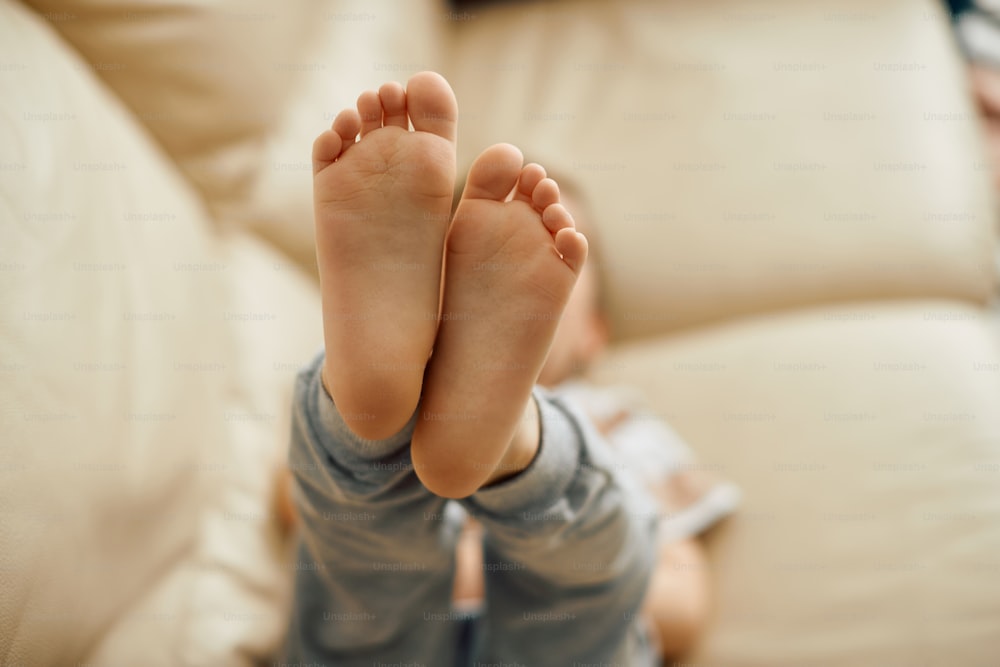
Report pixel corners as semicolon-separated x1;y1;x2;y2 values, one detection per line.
0;2;321;664
22;0;318;227
448;0;997;340
85;233;321;667
590;300;1000;665
24;0;447;268
0;2;228;663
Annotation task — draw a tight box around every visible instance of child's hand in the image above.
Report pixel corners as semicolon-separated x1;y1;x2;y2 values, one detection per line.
590;408;630;436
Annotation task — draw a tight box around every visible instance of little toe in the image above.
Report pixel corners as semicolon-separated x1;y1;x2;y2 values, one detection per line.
512;163;547;204
541;202;575;235
531;178;561;211
406;71;458;143
555;228;588;274
461;143;524;202
357;90;382;136
312;130;344;173
331;108;361;145
379;81;408;130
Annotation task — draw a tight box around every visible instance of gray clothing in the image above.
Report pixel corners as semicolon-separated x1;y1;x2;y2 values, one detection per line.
283;352;659;666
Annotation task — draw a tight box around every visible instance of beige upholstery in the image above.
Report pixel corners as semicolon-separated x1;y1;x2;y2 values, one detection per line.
0;2;318;664
448;0;998;338
22;0;319;228
22;0;447;271
1;3;224;663
1;0;999;664
591;301;1000;665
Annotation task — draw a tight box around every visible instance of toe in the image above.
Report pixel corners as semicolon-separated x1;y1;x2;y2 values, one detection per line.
332;108;361;144
555;228;588;274
312;130;344;173
406;71;458;143
531;178;560;211
513;163;546;204
541;203;575;235
357;90;382;136
379;81;408;130
461;144;524;202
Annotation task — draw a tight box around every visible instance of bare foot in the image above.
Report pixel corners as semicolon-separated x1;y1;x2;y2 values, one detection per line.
411;144;588;498
312;72;457;440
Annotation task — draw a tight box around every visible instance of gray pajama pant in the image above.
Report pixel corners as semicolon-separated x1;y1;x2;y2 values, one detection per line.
283;352;659;666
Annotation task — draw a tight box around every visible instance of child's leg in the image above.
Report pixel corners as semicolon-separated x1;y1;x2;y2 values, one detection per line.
285;357;462;664
467;392;660;665
286;73;463;664
416;146;658;664
452;473;711;659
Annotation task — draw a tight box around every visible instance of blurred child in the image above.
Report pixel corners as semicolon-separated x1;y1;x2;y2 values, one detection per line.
282;71;737;666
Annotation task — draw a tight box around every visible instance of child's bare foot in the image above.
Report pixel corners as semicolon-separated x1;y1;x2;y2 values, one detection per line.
411;144;588;498
312;72;457;440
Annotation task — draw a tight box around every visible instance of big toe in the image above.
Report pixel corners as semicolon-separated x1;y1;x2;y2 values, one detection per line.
462;143;524;202
406;71;458;143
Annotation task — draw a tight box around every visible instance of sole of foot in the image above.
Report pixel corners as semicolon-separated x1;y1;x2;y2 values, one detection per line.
312;72;458;440
411;144;588;498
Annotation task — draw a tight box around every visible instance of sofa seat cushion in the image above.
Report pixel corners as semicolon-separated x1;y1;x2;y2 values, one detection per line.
590;300;1000;665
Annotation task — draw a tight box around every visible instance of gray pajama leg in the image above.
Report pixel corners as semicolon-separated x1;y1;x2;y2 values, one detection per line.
462;389;660;667
283;353;461;666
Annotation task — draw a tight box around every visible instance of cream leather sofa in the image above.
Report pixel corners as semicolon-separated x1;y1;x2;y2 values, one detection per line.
2;0;999;665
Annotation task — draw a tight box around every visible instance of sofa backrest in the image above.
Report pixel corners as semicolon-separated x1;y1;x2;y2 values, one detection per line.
23;0;449;271
27;0;991;342
447;0;998;340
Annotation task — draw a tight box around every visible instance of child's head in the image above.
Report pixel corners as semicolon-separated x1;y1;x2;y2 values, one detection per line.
535;188;609;387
